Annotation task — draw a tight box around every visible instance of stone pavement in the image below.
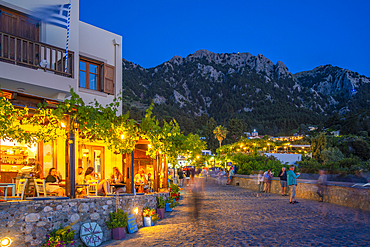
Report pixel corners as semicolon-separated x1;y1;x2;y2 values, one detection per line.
102;178;370;246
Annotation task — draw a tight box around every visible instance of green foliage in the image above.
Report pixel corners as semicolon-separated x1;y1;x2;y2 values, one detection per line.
321;147;344;164
311;133;327;163
166;198;179;208
106;209;129;229
42;225;75;247
170;183;180;193
213;125;228;147
297;156;322;174
151;213;160;222
156;196;166;208
229;153;285;175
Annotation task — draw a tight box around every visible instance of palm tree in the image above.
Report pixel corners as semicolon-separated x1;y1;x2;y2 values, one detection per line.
213;125;228;147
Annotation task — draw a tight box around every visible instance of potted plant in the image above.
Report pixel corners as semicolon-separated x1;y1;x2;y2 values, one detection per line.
165;198;178;211
142;207;155;227
170;184;181;201
151;213;160;226
106;208;128;240
156;196;166;219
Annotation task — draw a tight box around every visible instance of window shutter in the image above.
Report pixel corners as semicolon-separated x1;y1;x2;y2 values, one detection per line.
103;64;115;95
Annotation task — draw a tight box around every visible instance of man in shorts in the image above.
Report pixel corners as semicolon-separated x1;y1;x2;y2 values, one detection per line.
278;167;288;196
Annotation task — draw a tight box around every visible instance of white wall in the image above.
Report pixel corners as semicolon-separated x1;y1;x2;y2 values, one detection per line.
78;22;122;115
264;153;302;165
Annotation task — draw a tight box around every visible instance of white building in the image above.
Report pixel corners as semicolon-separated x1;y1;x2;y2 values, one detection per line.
0;0;123;194
0;0;122;111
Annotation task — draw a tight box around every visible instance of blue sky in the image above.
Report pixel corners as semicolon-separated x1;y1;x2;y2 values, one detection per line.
80;0;370;77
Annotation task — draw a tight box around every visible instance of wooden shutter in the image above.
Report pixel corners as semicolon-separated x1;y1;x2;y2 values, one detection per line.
103;64;115;95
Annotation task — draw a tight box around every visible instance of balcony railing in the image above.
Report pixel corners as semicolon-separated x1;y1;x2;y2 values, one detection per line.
0;31;74;78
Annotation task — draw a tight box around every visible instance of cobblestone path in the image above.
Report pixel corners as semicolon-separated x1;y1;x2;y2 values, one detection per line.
103;178;370;246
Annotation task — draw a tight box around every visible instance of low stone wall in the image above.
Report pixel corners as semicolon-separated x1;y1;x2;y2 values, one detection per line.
230;175;370;211
0;193;169;246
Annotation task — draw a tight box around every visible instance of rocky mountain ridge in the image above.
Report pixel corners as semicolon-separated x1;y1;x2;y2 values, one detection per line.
122;49;370;134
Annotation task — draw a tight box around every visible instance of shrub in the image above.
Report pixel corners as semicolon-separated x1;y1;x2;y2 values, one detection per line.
42;225;75;247
106;209;128;229
156;196;166;208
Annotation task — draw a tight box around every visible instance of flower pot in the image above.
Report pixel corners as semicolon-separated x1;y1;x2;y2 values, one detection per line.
112;227;125;240
156;208;165;219
165;203;172;212
143;216;152;227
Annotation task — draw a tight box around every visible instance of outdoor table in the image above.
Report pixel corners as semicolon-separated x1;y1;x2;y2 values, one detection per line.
111;183;126;194
0;183;16;201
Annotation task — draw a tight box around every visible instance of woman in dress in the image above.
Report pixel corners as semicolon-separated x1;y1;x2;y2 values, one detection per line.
45;168;66;196
110;167;126;193
85;167;110;196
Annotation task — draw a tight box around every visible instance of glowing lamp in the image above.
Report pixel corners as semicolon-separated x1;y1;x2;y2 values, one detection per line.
196;156;199;159
148;144;151;149
134;207;138;214
0;237;12;247
60;121;66;128
120;134;124;139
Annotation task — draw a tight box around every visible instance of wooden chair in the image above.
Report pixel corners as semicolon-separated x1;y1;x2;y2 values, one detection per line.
2;178;27;201
86;180;99;196
34;179;47;197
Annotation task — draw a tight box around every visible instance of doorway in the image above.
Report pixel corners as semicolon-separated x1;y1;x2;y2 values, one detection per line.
79;145;105;179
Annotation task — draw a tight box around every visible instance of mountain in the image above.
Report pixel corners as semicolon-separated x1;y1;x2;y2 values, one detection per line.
122;49;370;136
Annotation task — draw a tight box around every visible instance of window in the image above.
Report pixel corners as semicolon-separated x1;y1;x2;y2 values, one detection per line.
79;58;101;91
79;56;115;94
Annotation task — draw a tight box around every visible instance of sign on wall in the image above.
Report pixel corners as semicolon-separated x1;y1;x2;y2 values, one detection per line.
80;222;103;246
127;214;138;234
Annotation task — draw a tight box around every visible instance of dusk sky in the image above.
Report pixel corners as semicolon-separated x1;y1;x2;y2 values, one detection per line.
80;0;370;77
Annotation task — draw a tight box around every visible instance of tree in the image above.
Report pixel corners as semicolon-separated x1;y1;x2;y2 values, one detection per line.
311;133;327;163
321;147;344;164
213;125;228;148
227;119;244;143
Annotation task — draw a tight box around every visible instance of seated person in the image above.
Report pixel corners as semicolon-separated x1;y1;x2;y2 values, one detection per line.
134;169;148;193
110;167;126;193
85;167;110;196
75;166;86;197
45;168;66;197
147;172;154;192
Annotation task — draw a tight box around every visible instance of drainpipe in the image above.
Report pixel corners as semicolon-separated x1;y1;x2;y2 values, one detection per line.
112;39;120;97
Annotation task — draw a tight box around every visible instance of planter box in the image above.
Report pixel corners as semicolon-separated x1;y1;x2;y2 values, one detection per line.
156;208;165;219
112;227;125;240
165;203;172;212
143;216;152;227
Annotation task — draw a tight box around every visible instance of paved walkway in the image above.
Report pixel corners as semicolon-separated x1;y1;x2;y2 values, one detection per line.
103;178;370;246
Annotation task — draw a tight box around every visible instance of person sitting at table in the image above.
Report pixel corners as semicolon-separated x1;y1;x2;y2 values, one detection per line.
85;167;110;196
75;166;86;197
110;167;126;193
134;169;148;193
45;168;66;197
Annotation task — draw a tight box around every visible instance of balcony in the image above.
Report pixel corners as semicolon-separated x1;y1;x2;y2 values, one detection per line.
0;31;74;78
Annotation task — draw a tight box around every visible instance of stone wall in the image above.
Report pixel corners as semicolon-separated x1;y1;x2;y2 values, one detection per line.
230;175;370;211
0;193;169;246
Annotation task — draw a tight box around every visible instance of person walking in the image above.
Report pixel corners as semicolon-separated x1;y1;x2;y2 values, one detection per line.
287;165;300;204
257;170;264;195
191;168;195;184
263;169;273;192
278;167;288;196
317;169;327;202
178;168;184;187
185;168;191;186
